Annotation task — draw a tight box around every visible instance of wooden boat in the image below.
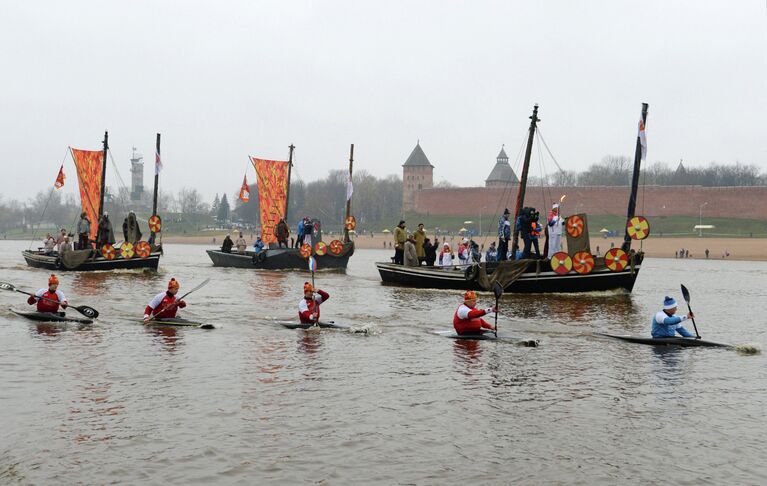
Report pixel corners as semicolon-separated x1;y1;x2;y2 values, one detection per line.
376;104;649;294
207;144;356;271
22;132;164;271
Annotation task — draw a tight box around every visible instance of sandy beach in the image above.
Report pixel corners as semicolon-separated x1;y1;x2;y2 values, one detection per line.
160;232;767;261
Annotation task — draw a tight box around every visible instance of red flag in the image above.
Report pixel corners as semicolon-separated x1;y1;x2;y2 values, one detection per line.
239;175;250;202
155;151;163;175
54;164;66;189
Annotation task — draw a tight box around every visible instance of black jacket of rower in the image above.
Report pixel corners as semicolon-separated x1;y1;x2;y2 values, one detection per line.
423;240;437;266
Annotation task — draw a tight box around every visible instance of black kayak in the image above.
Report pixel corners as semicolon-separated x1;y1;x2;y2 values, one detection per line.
276;320;350;330
10;309;93;324
432;329;539;346
595;332;731;348
145;317;214;329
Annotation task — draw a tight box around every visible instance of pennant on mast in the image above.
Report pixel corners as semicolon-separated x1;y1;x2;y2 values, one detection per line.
638;118;647;160
54;165;66;189
239;175;250;202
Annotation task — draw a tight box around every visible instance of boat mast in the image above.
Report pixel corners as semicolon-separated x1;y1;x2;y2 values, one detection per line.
284;144;294;222
511;104;539;257
152;133;160;217
344;143;354;243
98;131;109;218
621;103;648;253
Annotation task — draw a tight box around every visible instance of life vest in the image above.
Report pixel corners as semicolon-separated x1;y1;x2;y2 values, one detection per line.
531;222;542;237
298;289;330;323
145;291;186;318
28;289;66;313
453;304;492;335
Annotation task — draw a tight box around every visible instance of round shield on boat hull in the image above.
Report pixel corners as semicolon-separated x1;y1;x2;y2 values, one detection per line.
101;244;116;260
135;241;151;258
148;215;162;233
605;248;629;271
550;252;573;275
314;241;328;256
572;251;595;274
299;244;313;258
566;215;584;238
120;242;135;259
329;240;343;255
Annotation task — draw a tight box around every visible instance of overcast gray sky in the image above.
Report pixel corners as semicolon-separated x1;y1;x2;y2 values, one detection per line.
1;1;765;203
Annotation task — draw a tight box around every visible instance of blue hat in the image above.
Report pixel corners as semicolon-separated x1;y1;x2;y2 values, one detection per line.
663;296;678;310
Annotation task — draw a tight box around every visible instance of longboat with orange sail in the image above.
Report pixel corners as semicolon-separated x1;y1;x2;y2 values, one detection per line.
376;104;650;294
206;144;355;270
22;132;164;271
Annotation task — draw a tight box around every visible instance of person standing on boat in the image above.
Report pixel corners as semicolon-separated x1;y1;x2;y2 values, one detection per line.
413;223;427;265
404;234;419;267
221;234;234;253
143;278;186;323
275;218;290;248
453;290;496;336
59;235;73;255
652;296;695;338
497;208;511;261
485;241;498;262
298;282;329;324
295;219;305;248
76;212;90;250
27;274;68;314
43;233;56;255
235;231;247;253
546;203;564;258
423;237;437;266
96;213;115;248
254;236;265;253
438;242;454;268
457;238;470;266
302;217;313;246
529;218;542;259
122;211;143;245
393;220;406;265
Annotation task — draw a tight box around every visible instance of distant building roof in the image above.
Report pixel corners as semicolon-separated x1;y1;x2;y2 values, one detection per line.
670;160;689;185
403;142;433;167
486;146;518;184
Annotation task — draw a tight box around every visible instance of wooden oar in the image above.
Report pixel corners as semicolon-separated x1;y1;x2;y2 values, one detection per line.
145;278;210;325
0;281;99;318
492;281;503;338
680;283;701;339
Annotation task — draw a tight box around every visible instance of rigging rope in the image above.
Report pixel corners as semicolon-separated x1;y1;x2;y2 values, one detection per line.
28;148;71;249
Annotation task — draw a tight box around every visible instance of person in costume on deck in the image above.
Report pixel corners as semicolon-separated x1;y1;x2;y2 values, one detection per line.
96;213;115;248
546;203;563;258
497;208;511;261
27;274;68;314
423;237;437;266
438;242;454;268
76;212;90;250
298;282;329;324
652;296;695;338
413;223;427;265
393;220;406;265
254;236;265;253
404;234;419;266
453;290;496;336
457;238;470;266
143;278;186;323
221;234;234;253
235;232;247;253
122;211;143;245
295;219;305;248
529;219;542;259
275;218;289;248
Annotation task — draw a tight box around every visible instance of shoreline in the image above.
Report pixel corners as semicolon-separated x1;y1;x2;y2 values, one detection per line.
148;233;766;261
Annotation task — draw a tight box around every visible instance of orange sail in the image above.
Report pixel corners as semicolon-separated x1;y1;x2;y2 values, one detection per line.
70;148;104;242
251;157;289;244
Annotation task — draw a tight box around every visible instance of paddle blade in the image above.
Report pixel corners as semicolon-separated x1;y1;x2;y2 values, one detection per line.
76;305;99;319
681;284;691;304
492;281;504;300
0;282;15;291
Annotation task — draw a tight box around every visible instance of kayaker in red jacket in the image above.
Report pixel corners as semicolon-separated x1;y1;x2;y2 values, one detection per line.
298;282;329;324
27;274;68;313
143;278;186;323
453;290;496;335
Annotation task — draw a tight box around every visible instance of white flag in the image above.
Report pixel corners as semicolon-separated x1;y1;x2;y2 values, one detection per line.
346;174;353;201
638;118;647;160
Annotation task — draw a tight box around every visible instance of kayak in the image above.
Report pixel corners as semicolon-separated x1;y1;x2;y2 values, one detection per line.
276;320;350;330
145;317;215;329
10;309;93;325
432;329;539;346
595;333;731;348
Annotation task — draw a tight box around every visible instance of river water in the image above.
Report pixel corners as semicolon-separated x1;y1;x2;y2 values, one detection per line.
1;240;765;485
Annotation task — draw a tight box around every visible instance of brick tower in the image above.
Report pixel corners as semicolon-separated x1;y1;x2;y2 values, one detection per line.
402;141;434;212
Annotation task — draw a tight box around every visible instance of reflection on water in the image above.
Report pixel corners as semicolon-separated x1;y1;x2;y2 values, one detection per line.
1;243;766;485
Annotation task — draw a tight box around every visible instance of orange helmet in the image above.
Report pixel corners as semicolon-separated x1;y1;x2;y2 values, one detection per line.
168;278;180;290
304;282;314;294
464;290;477;301
48;274;59;286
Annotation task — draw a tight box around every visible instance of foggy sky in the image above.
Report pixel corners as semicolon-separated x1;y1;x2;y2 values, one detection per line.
1;1;765;204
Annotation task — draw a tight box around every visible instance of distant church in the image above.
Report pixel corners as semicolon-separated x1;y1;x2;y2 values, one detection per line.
402;142;518;211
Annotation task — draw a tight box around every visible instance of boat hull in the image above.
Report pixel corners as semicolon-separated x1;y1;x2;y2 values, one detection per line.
376;252;643;294
22;250;161;272
206;243;354;270
596;333;731;348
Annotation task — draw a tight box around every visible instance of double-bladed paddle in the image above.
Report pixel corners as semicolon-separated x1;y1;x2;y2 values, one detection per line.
680;283;701;339
145;278;210;324
492;281;503;338
0;281;99;319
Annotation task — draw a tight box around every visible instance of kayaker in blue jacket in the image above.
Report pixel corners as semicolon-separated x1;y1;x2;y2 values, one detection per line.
652;296;695;338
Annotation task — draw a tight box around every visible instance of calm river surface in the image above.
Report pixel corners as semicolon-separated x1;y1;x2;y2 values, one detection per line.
1;240;766;485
